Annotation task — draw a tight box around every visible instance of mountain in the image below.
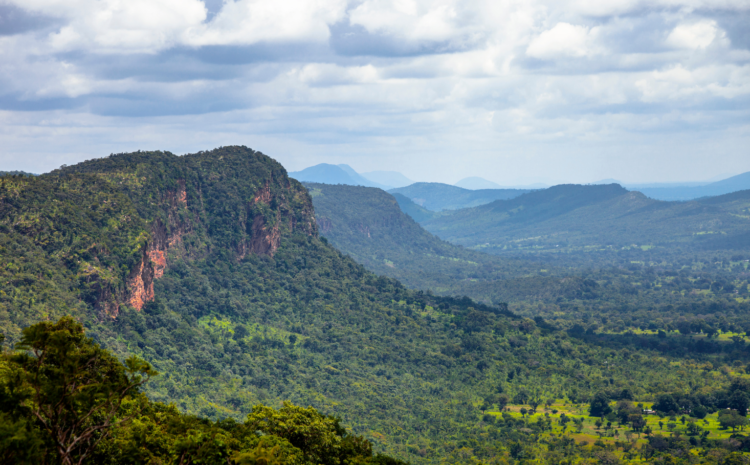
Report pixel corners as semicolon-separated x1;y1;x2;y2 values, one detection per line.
417;183;750;253
2;146;648;463
361;170;413;188
2;148;749;463
454;177;503;190
388;182;532;211
289;163;388;189
337;164;393;189
633;171;750;200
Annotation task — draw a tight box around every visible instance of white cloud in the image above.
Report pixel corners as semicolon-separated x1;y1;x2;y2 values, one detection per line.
2;0;750;181
665;21;724;50
31;0;207;53
185;0;348;46
348;0;462;42
526;22;603;59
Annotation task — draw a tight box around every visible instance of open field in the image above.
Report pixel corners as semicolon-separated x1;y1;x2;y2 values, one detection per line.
492;401;746;447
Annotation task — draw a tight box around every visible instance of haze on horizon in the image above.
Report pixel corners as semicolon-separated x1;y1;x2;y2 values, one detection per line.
1;0;749;185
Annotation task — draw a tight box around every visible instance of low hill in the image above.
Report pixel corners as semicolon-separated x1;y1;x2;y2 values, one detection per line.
635;171;750;201
419;184;750;253
388;182;532;211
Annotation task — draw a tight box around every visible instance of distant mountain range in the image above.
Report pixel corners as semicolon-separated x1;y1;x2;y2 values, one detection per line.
417;183;750;253
290;162;750;206
288;163;390;189
629;172;750;201
389;182;533;211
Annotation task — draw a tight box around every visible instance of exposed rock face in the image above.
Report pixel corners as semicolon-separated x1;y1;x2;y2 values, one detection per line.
317;216;333;234
122;181;189;313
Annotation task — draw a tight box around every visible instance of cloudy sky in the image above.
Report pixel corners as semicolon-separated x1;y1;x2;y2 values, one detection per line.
1;0;749;184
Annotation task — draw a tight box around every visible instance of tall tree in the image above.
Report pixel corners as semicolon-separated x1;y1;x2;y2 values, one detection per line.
0;317;155;465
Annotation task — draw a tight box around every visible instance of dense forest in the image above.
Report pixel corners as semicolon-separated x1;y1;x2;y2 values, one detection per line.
2;147;750;463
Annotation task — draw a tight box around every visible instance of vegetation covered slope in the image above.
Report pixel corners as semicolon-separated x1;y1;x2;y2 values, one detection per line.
388;183;531;211
305;182;750;347
419;184;750;254
3;149;750;463
304;182;538;291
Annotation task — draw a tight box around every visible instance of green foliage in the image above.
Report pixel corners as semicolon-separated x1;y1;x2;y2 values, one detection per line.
0;318;405;465
0;317;155;464
589;392;612;417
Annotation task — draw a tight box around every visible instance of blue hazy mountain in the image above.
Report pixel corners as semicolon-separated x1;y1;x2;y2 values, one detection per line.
454;176;503;190
631;171;750;200
289;163;388;189
361;170;413;188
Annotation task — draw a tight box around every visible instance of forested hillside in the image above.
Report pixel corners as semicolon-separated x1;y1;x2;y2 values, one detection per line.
3;149;750;463
308;183;750;354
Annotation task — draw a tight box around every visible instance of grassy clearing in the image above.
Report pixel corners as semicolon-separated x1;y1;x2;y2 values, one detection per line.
489;401;747;446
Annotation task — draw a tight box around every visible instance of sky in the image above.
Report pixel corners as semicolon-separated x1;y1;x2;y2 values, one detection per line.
1;0;749;185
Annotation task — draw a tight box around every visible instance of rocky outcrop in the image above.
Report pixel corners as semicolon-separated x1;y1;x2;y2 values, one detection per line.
317;216;333;234
121;181;189;314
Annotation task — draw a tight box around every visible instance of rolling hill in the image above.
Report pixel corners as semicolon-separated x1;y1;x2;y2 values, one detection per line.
418;184;750;253
388;182;532;211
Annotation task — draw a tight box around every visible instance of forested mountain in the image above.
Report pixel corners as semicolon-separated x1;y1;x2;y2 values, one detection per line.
388;183;532;211
3;149;750;464
418;184;750;253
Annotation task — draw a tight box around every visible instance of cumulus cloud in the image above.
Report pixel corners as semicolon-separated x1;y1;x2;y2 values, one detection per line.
1;0;749;182
526;22;603;59
665;21;724;50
